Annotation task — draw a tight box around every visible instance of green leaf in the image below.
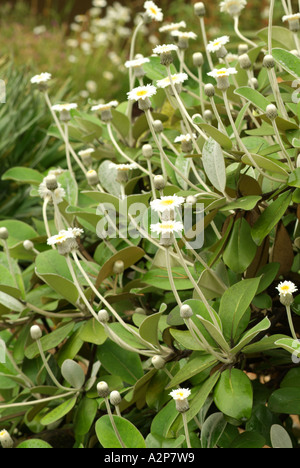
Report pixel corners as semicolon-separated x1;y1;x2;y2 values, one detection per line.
275;336;300;357
95;414;146;448
220;195;262;212
40;397;77;426
169;328;203;350
2;167;43;185
219;277;261;343
223;218;257;274
230;431;266;448
111;109;130;139
251;191;292;246
139;308;165;347
57;171;78;206
268;387;300;414
234;87;270;112
213;369;253;421
288;167;300;188
198;123;232;150
16;439;52;448
200;412;227;449
270;424;293;448
202;137;226;194
61;359;85;389
142;267;196;291
0;291;25;315
74;397;98;437
231;317;271;355
25;321;75;359
96;340;143;385
272;48;300;79
78;318;107;345
241;153;289;177
165;353;217;389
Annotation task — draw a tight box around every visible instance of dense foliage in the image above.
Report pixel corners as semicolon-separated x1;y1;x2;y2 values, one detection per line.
1;0;300;449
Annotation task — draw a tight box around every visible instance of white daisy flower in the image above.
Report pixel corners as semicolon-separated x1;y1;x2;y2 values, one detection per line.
67;227;84;238
220;0;247;16
109;163;138;171
169;388;191;401
47;228;83;255
30;72;52;84
282;13;300;22
276;281;298;297
127;84;157;101
150;221;184;234
171;30;197;40
0;429;13;448
91;101;118;112
156;72;188;89
125;57;150;68
78;148;95;157
207;35;230;52
144;1;163;22
47;230;74;246
174;133;197;143
153;44;179;55
52;103;78;112
208;67;237;79
282;13;300;31
38;179;66;205
159;21;187;33
150;195;185;213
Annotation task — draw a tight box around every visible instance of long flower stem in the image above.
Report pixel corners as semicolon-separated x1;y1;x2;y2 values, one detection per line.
286;305;298;341
0;391;77;410
104;397;126;448
42;196;53;242
199;17;214;70
182;412;191;448
233;15;257;48
165;247;183;307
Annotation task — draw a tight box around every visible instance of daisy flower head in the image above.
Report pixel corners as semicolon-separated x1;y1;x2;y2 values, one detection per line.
207;67;237;90
125;57;150;69
30;72;52;84
144;1;163;22
220;0;247;17
79;148;95;167
110;163;138;184
171;30;197;49
156;72;188;89
277;280;298;306
150;220;184;235
159;21;186;33
282;13;300;31
174;133;197;153
47;228;82;255
150;195;185;213
52;103;78;122
207;35;230;55
169;388;191;413
153;43;178;65
38;178;66;205
174;133;196;143
91;100;118;122
127;84;157;110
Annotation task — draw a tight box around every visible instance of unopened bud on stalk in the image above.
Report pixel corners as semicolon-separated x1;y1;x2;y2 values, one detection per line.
266;104;278;120
98;309;109;323
153;120;164;133
238;53;252;70
44;174;58;191
186;195;197;205
194;2;206;16
86;170;99;186
97;381;110;398
138;97;151;111
110;390;122;406
0;429;14;448
0;227;9;240
193;52;204;67
142;144;153;159
151;355;166;370
249;77;258;89
23;240;34;251
113;260;125;275
204;83;215;97
180;304;193;319
30;325;42;341
153;175;166;191
238;43;248;56
263;54;275;69
204;109;213;122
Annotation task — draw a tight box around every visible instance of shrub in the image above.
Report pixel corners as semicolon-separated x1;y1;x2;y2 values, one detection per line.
1;0;300;450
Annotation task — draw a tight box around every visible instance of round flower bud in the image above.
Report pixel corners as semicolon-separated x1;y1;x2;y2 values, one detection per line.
193;52;204;67
0;429;14;448
138;97;151;111
159;51;175;66
110;390;122;406
113;260;125;274
97;381;110;398
153;175;166;191
238;43;248;56
135;307;146;315
263;54;275;69
266;104;278;120
175;399;190;413
153;120;164;133
180;304;193;319
204;83;215;97
98;309;109;323
238;53;252;70
44;174;58;191
59;109;72;123
249;77;258;89
279;293;295;307
151;355;166;370
194;2;206;16
142;144;153;159
186;195;197;205
23;240;34;251
204;109;213;122
30;325;42;341
86;170;99;186
0;227;9;240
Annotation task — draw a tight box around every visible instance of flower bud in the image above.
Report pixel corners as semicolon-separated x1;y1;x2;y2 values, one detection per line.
204;83;215;97
180;304;193;319
0;227;9;240
151;355;166;370
153;175;166;191
204;109;213;122
98;309;109;323
113;260;125;275
86;170;99;186
266;104;278;120
249;77;258;89
263;54;275;69
44;174;58;191
238;53;252;70
110;390;122;406
97;381;110;398
153;120;164;133
135;307;146;315
193;52;204;67
142;144;153;159
194;2;206;16
0;429;13;448
23;240;34;251
186;195;197;205
30;325;42;341
238;43;248;56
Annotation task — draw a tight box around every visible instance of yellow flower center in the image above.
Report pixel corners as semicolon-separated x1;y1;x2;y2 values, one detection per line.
150;7;157;14
160;223;174;230
214;41;220;46
160;200;174;205
280;285;290;291
217;70;227;75
136;90;148;97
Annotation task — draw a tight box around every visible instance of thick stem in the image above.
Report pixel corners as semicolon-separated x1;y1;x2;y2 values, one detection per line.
182;412;191;449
